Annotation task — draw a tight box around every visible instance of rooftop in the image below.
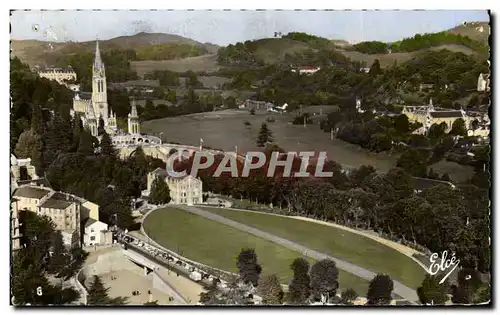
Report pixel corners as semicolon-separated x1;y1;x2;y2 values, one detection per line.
13;186;51;199
429;111;464;118
40;192;78;210
16;178;52;188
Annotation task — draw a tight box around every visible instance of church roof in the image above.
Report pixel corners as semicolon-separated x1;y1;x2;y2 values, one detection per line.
76;92;92;100
429;111;463;118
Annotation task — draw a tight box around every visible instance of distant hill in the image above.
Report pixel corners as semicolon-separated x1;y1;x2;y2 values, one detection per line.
11;32;219;67
11;21;489;70
446;21;490;44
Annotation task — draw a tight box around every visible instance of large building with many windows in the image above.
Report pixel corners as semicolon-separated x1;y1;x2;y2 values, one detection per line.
144;168;203;205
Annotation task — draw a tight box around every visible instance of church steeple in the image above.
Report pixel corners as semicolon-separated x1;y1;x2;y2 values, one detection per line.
92;40;108;123
93;40;104;74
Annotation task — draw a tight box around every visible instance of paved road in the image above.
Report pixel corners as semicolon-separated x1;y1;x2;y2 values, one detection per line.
174;204;419;303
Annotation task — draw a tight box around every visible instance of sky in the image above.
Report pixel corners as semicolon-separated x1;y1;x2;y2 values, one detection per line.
10;10;490;45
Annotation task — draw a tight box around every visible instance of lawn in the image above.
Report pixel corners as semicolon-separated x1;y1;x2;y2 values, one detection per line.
143;207;370;294
202;207;427;289
142;110;397;172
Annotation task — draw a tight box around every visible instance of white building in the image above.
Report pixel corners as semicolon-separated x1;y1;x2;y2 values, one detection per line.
37;67;77;84
291;66;321;75
144;168;203;205
83;218;111;247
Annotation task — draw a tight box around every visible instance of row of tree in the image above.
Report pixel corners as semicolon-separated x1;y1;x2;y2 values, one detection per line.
204;247;489;305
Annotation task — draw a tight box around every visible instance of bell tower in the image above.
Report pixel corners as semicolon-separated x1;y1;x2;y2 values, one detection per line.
92;40;109;124
128;99;140;135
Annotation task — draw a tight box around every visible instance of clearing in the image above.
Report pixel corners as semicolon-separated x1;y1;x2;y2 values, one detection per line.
131;54;220;77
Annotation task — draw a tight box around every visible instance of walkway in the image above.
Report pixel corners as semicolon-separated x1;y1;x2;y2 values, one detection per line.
173;204;419;303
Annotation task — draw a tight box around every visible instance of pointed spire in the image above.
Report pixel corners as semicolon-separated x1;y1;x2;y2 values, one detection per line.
94;40;103;72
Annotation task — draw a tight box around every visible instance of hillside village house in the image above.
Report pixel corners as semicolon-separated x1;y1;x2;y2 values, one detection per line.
291;66;321;75
83;219;112;247
143;168;203;205
10;155;108;248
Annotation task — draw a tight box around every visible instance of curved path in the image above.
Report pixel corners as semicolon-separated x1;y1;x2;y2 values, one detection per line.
198;204;428;271
173;205;419;303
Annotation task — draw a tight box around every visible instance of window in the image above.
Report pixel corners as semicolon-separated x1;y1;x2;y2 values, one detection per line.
91;228;94;233
90;236;95;241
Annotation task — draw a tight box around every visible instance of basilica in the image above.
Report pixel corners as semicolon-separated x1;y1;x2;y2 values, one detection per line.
71;41;141;139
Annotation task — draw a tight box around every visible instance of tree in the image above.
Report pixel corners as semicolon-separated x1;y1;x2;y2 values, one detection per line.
236;248;262;286
367;274;394;305
417;274;449;305
369;59;381;76
257;274;284;305
450;118;467;137
87;275;111;305
14;128;43;159
340;288;358;305
98;117;105;135
427;122;447;142
394;114;410;134
256;123;273;147
87;275;127;305
288;258;311;304
149;176;172;205
396;149;429;178
309;259;339;302
31;103;43;134
224;96;237;109
100;131;116;157
77;130;95;156
451;268;486;304
441;173;451;182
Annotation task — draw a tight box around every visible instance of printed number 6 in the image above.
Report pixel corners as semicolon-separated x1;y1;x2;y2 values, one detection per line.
36;287;43;296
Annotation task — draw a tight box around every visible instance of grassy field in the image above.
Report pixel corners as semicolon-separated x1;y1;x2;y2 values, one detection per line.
202;207;427;289
142;109;397;172
143;207;370;294
131;54;220;77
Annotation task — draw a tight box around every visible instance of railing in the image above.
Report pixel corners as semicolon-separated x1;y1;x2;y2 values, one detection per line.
125;230;237;284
